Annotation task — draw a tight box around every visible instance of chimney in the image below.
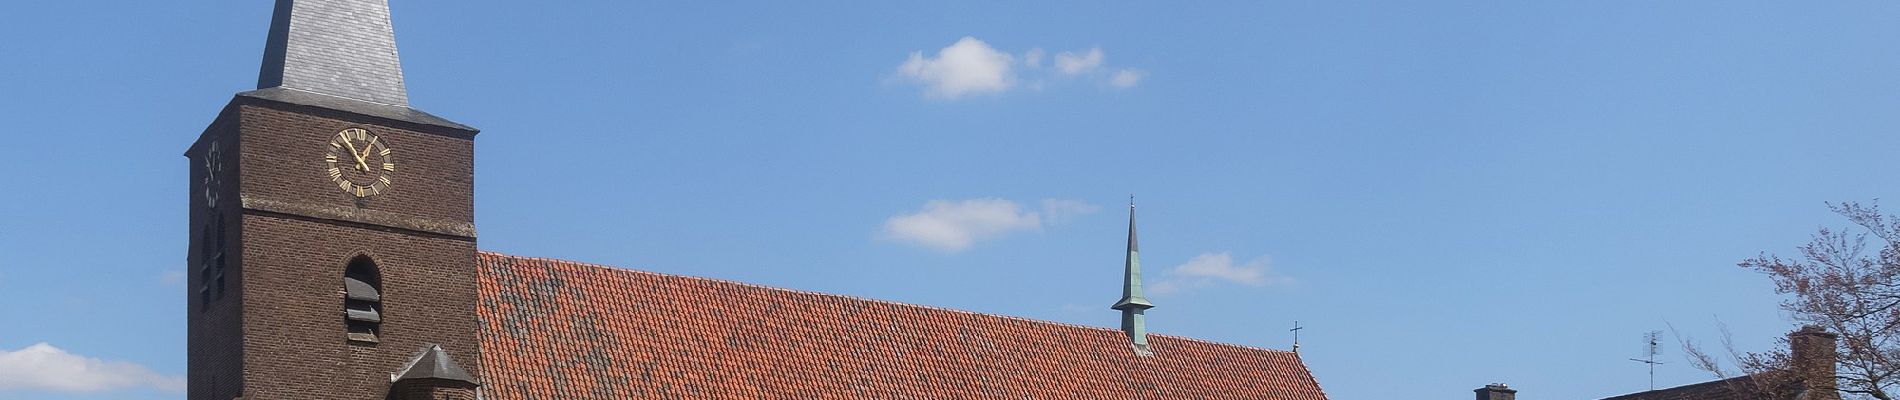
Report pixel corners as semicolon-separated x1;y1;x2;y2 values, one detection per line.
1475;383;1516;400
1789;326;1839;400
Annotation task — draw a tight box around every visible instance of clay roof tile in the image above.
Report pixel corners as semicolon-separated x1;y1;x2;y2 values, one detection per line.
477;252;1327;399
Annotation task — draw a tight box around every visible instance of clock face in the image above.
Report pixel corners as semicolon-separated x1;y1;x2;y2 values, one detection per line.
203;140;222;208
324;128;394;198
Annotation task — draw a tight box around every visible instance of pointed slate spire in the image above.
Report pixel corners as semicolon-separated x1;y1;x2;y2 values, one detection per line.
257;0;410;106
1112;198;1155;350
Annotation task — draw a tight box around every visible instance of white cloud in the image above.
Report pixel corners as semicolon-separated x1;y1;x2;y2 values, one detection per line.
896;37;1016;99
1110;68;1144;89
894;39;1149;98
882;198;1039;252
0;343;184;393
1175;252;1270;284
1148;252;1291;295
880;198;1099;252
1055;47;1105;75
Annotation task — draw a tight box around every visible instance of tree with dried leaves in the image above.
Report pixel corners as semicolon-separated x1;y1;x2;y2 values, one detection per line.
1686;202;1898;400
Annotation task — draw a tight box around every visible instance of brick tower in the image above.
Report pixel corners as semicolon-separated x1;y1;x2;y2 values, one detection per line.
185;1;480;399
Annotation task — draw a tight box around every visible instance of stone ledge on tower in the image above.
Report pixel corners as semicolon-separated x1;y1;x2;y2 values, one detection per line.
236;87;475;133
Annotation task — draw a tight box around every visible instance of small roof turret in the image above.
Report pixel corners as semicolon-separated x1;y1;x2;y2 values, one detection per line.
1112;198;1155;351
391;344;476;384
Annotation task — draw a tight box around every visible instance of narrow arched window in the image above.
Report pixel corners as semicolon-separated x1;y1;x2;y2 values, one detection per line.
344;256;383;343
199;221;214;309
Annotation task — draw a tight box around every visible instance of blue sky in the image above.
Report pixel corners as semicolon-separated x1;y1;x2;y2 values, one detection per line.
2;1;1899;399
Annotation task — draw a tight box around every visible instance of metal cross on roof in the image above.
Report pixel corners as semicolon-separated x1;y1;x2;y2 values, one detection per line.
1290;321;1304;352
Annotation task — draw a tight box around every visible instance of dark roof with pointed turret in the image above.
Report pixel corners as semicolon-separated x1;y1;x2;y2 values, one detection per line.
393;344;477;384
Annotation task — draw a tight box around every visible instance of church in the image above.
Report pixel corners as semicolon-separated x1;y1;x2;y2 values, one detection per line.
184;1;1329;398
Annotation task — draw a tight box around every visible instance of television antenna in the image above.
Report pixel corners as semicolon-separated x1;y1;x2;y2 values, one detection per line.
1629;330;1667;391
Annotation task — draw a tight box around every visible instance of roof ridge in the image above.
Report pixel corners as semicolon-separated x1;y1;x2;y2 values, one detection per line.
1597;373;1768;400
476;251;1295;355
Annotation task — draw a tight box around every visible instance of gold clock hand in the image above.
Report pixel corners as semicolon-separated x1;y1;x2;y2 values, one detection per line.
354;141;374;171
361;137;379;161
340;135;366;171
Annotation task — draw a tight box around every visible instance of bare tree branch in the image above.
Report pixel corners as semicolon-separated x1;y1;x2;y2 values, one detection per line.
1717;201;1900;400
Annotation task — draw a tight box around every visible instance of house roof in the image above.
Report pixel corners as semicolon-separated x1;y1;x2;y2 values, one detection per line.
1599;373;1803;400
475;252;1329;399
1600;376;1756;400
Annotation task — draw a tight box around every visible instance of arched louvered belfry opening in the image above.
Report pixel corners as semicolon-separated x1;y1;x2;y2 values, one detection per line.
198;216;227;310
343;255;383;343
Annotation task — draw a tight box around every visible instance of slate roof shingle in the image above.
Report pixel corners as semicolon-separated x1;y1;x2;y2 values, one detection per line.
1599;372;1808;400
1600;376;1758;400
476;252;1329;399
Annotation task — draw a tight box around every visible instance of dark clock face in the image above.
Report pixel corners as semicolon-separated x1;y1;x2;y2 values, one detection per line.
203;140;222;208
324;128;394;198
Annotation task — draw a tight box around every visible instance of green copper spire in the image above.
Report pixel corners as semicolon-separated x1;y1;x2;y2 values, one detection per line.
1112;199;1154;349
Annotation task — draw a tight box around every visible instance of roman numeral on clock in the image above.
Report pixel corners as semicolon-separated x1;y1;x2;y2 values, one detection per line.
326;128;392;198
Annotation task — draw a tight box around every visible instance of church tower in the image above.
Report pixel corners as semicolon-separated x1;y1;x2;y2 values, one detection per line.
185;1;481;399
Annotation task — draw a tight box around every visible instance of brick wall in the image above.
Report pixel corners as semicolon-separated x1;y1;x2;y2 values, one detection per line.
188;104;244;400
237;214;477;400
189;97;479;400
235;103;473;224
393;382;478;400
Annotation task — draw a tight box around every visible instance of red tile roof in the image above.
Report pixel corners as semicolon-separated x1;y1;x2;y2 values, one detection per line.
476;252;1328;399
